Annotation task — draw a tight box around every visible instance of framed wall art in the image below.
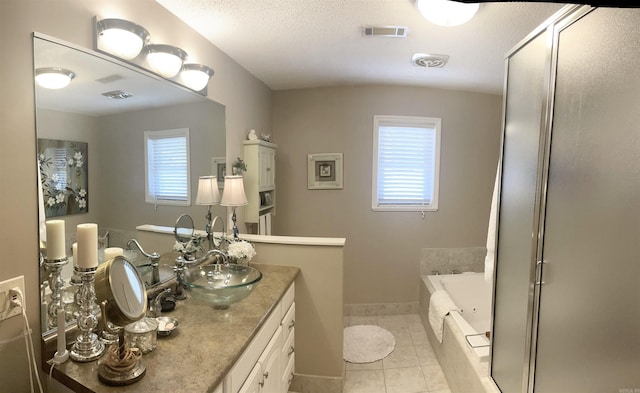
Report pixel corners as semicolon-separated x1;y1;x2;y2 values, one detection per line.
308;153;343;189
211;156;226;189
37;138;88;217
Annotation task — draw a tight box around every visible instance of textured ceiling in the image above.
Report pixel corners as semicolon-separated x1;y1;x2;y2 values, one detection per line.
156;0;564;94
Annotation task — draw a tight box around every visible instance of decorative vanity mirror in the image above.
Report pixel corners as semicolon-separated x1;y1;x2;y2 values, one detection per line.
34;33;226;356
94;256;148;385
174;214;195;245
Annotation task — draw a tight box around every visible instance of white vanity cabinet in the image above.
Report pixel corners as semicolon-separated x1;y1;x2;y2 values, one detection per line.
243;140;277;225
224;283;295;393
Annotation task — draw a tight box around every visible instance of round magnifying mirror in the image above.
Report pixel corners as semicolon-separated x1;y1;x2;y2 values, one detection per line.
95;256;147;326
174;214;195;245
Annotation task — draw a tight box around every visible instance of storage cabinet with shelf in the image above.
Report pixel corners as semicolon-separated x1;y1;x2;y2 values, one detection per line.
243;140;277;225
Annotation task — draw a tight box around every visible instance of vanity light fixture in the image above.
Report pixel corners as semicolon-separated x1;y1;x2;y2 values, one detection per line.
35;67;76;89
416;0;480;27
195;176;221;246
220;176;248;240
180;64;215;92
144;44;188;78
96;18;150;60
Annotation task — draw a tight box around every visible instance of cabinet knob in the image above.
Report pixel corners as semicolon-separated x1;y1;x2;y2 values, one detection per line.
288;346;295;356
263;371;269;379
288;320;295;329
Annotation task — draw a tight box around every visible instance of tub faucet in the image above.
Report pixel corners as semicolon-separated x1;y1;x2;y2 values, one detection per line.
127;239;161;286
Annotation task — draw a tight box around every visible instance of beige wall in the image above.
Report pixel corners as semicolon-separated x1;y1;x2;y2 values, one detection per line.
272;85;503;304
0;1;271;392
96;101;226;240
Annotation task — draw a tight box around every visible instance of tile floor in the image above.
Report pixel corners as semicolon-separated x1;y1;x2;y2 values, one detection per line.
343;314;451;393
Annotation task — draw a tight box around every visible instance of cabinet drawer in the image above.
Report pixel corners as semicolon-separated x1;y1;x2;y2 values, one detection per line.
281;328;294;372
282;352;295;391
280;283;294;319
281;302;295;342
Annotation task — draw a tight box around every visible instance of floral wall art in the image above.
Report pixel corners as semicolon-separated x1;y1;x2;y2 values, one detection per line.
38;139;88;217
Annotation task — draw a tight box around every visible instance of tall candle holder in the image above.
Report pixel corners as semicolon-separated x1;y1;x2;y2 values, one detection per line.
70;266;105;362
44;257;69;329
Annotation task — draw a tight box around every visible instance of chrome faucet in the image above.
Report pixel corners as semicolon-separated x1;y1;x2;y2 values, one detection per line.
148;288;172;318
127;239;161;286
194;248;228;266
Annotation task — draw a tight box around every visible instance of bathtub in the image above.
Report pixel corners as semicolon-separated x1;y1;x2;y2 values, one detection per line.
420;272;497;392
424;272;492;361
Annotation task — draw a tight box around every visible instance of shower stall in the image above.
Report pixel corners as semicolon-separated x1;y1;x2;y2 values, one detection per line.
491;5;640;393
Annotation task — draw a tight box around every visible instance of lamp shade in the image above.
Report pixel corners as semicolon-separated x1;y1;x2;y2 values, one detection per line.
145;44;188;78
220;176;248;207
96;18;150;60
180;63;215;91
35;68;75;89
416;0;479;27
195;176;220;205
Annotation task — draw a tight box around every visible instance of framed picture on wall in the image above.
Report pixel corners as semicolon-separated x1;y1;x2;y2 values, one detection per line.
37;138;89;217
211;157;226;189
307;153;343;189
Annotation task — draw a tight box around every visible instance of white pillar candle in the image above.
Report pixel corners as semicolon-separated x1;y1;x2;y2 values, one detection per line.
76;223;98;269
103;247;123;261
45;220;66;260
72;243;78;267
57;308;67;354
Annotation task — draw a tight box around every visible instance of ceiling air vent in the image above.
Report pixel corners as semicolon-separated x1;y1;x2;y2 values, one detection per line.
96;74;125;84
411;53;449;68
362;26;408;38
102;90;133;100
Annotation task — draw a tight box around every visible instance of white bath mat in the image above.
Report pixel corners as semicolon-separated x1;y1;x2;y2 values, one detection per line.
343;325;396;363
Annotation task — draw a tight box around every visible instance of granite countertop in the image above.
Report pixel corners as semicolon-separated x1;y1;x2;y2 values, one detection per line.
53;264;299;393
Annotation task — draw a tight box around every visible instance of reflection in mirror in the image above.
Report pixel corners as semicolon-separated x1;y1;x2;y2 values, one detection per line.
34;34;226;343
174;214;195;244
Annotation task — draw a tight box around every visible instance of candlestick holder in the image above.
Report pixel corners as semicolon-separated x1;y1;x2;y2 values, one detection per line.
70;267;105;362
44;257;69;330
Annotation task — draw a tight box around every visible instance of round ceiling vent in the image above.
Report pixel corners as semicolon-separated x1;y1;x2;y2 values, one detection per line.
411;53;449;68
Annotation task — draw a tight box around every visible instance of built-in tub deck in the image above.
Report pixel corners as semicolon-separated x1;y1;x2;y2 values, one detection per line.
419;272;499;393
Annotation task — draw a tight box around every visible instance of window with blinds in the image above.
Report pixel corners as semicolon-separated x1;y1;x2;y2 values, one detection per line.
372;116;441;211
144;128;191;206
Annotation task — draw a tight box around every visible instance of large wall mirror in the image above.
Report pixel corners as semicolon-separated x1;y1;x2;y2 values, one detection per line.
34;34;227;341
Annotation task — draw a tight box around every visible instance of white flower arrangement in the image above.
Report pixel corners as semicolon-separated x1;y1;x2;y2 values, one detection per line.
227;240;256;261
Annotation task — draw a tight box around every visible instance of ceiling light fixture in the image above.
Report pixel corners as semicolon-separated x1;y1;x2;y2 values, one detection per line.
416;0;480;27
35;67;76;89
144;44;188;78
96;18;150;60
180;64;215;92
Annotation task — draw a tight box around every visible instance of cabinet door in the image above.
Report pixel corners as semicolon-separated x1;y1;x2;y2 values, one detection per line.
533;7;640;392
258;326;282;393
238;363;262;393
258;147;275;190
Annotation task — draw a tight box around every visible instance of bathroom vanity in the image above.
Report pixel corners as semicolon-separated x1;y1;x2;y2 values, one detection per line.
50;264;299;393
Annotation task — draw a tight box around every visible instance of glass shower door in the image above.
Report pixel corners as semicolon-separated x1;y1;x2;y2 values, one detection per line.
490;29;550;393
533;7;640;392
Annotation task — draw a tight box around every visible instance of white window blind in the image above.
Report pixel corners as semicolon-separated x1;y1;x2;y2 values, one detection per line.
372;116;440;211
144;128;190;206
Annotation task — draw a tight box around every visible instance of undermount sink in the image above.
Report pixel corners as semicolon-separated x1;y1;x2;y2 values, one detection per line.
178;263;262;309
